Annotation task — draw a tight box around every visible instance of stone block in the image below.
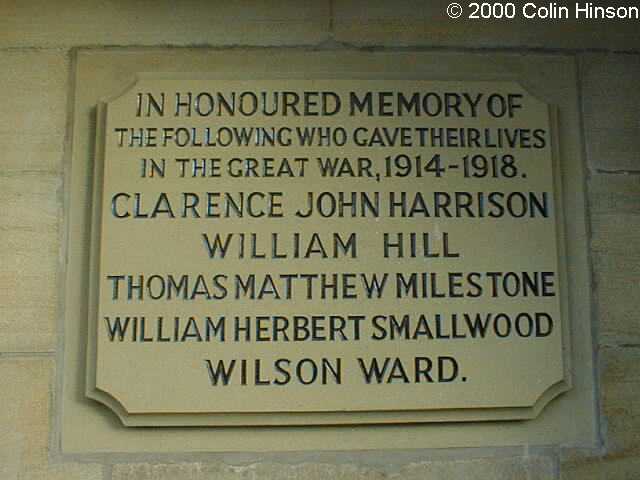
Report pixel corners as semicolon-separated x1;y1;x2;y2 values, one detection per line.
0;358;52;468
112;456;557;480
591;214;640;346
0;173;59;352
333;1;640;50
21;463;104;480
581;54;640;172
588;174;640;346
0;0;330;48
601;347;640;453
0;174;59;229
0;51;68;173
561;456;640;480
0;227;58;352
0;358;103;479
589;174;640;216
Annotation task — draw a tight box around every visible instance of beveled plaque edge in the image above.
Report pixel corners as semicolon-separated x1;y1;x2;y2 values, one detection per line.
83;76;572;427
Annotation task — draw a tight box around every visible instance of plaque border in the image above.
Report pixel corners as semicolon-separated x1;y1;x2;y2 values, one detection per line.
59;49;597;454
84;79;571;427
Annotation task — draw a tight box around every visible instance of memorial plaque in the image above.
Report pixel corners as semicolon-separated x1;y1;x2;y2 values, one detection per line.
86;78;570;426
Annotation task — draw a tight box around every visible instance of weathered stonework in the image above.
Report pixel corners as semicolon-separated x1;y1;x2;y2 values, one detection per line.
0;2;638;479
0;358;102;479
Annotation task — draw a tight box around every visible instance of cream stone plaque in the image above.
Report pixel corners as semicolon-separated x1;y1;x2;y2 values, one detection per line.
86;77;570;427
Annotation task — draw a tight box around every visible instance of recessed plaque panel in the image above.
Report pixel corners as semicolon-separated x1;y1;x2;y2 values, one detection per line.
86;78;569;426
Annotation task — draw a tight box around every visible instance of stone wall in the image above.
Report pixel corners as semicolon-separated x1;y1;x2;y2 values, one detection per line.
1;1;638;478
